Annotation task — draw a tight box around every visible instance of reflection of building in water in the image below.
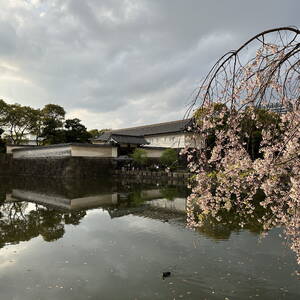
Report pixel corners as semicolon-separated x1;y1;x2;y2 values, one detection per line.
146;198;186;212
8;189;119;210
108;196;187;221
5;178;188;222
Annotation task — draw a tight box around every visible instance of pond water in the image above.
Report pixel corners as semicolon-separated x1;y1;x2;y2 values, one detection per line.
0;177;299;300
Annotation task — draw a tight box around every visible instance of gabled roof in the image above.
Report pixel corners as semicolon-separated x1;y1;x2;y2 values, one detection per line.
109;134;148;145
95;119;191;141
96;132;148;145
96;131;112;141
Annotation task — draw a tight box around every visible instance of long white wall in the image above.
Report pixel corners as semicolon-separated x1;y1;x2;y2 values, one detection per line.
13;144;118;159
71;145;117;157
13;145;71;158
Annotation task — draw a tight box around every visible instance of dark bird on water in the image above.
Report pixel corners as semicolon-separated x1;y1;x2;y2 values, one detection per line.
162;271;171;279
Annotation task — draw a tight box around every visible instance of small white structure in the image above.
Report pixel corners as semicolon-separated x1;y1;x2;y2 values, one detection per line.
12;143;118;159
6;144;37;154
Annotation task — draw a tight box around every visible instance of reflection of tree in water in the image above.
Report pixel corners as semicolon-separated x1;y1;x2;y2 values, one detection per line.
196;199;270;240
159;186;186;201
0;202;86;248
193;193;299;274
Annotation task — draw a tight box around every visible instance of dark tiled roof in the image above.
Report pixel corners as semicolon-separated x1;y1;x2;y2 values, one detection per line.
96;132;148;145
96;131;112;141
95;119;191;141
109;134;148;145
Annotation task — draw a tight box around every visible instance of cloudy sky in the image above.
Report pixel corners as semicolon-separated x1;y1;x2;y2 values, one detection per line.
0;0;298;129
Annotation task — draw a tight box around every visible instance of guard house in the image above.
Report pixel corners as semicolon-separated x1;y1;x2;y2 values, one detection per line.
94;132;149;156
93;119;195;156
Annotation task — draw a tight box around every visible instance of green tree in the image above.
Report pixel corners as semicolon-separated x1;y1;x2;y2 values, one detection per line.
0;100;39;144
160;148;178;169
64;118;91;143
40;104;66;145
42;104;66;128
40;119;66;145
88;129;100;139
88;128;111;139
131;148;148;166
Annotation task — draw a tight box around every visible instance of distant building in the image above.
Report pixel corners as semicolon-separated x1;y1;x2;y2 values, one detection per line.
93;119;196;156
259;103;292;114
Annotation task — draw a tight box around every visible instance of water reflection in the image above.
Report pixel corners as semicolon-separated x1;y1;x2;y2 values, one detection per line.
0;177;299;299
0;177;188;248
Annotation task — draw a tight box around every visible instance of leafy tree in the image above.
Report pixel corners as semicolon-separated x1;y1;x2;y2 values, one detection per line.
160;148;178;168
0;100;93;146
40;104;66;145
29;109;44;145
42;104;66;128
131;148;148;166
88;128;111;139
40;119;66;145
0;201;86;247
88;129;100;139
64;118;91;143
0;100;39;144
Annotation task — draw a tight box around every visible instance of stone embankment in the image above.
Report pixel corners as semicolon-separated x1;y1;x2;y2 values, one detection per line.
112;169;191;184
0;153;190;180
0;155;113;178
0;154;13;176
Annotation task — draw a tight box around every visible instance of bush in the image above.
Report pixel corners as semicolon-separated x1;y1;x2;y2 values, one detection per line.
160;148;178;169
131;148;148;166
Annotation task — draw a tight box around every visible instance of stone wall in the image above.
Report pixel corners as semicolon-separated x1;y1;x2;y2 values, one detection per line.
0;154;13;176
1;152;189;180
12;157;114;178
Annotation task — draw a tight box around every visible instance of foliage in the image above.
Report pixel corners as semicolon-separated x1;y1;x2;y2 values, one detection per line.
160;187;178;201
183;27;300;268
160;148;178;169
42;104;66;128
0;201;86;248
64;118;91;143
0;100;94;146
88;129;101;139
0;100;40;144
131;148;148;166
40;104;66;145
88;128;111;139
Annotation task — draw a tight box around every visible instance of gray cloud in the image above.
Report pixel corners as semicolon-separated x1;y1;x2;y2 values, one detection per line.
0;0;298;129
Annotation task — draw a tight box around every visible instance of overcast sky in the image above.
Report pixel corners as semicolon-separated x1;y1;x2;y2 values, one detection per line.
0;0;298;129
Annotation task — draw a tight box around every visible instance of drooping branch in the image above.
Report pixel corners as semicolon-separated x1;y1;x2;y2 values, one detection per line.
188;27;300;113
183;28;300;269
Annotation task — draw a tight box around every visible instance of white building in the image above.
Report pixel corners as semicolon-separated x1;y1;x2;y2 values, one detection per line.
93;119;194;151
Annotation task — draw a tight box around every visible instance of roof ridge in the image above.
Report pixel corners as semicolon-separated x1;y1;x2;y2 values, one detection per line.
112;133;144;137
112;118;190;132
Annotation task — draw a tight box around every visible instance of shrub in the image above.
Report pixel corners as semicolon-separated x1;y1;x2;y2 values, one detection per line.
160;148;178;168
131;148;148;166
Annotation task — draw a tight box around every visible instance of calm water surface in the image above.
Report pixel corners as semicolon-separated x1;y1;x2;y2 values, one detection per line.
0;177;299;300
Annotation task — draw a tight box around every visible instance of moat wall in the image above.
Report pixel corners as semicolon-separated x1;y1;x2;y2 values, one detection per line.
0;155;114;178
0;154;13;176
0;154;189;180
